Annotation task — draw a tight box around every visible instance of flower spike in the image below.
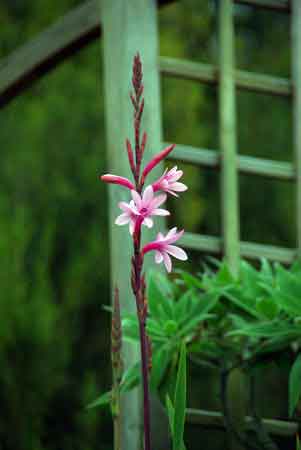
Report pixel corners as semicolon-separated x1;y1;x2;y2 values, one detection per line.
115;185;170;235
142;228;188;272
99;55;188;450
101;174;135;190
152;166;188;197
141;144;175;183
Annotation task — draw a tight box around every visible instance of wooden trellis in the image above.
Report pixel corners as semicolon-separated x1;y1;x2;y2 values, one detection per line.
0;0;300;448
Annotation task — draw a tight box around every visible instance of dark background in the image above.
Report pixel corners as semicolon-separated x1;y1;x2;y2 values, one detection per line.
0;1;293;449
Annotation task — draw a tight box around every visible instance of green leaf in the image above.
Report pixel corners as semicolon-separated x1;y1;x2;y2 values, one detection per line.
289;354;301;417
174;289;195;324
147;318;169;341
216;261;236;285
259;258;274;286
86;390;111;409
296;433;301;450
224;291;261;319
166;394;186;450
166;394;175;435
255;296;279;319
275;265;301;314
177;313;213;338
147;270;174;320
176;270;203;290
150;346;171;390
122;314;139;342
120;363;140;393
173;342;186;450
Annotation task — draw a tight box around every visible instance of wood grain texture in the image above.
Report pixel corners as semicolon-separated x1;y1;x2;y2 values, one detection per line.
179;232;295;264
292;0;301;256
0;0;175;108
160;56;292;97
0;0;289;109
167;143;295;181
186;408;298;437
235;0;290;11
0;0;100;107
101;1;165;449
219;0;240;276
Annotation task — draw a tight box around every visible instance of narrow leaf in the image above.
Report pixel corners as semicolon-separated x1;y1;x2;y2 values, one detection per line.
86;390;111;409
289;354;301;417
173;342;186;450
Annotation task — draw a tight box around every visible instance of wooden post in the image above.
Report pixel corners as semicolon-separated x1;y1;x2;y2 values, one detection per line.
292;0;301;256
219;2;244;450
219;0;240;276
101;1;163;449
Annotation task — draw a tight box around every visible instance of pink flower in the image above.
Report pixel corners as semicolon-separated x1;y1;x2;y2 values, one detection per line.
115;185;170;234
141;144;175;182
152;166;187;197
142;227;188;272
101;174;135;190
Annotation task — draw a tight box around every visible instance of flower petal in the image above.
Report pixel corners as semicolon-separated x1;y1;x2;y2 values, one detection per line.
165;245;188;260
166;189;179;198
129;220;135;235
155;250;163;264
131;190;142;209
169;182;187;192
115;213;130;225
101;174;135;190
149;193;167;209
165;228;184;244
152;208;170;216
168;169;183;182
142;185;154;205
162;252;172;272
142;144;175;180
143;217;153;228
119;201;132;212
165;227;178;239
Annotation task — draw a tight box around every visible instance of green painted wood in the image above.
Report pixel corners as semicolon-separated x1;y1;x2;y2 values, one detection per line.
235;0;289;11
186;408;298;437
292;0;301;257
0;0;176;108
0;0;290;109
179;232;295;264
166;143;295;181
0;0;100;107
159;57;292;97
219;0;240;275
101;1;165;449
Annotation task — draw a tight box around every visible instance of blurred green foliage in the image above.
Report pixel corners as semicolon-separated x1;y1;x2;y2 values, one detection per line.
0;0;294;449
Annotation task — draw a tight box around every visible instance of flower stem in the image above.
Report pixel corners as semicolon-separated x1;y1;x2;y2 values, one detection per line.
130;53;151;450
138;317;151;450
132;223;151;450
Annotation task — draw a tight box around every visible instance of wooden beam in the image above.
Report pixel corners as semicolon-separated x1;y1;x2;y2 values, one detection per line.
101;1;166;449
0;0;175;108
292;0;301;257
167;143;295;181
219;0;240;276
186;409;299;437
0;0;291;109
159;57;292;97
0;0;100;108
234;0;290;12
180;232;295;264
